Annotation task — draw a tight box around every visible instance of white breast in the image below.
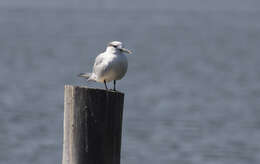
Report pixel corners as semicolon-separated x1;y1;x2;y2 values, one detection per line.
94;52;128;82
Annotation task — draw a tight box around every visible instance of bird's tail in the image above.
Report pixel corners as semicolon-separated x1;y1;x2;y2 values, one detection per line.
78;73;95;82
78;72;91;79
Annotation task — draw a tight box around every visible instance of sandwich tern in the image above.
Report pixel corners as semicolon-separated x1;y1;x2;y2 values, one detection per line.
78;41;132;91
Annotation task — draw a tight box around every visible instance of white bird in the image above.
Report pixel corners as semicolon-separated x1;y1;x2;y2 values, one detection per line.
78;41;132;91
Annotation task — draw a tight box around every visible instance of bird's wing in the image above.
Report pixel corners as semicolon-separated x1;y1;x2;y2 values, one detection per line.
94;53;104;69
93;53;109;76
93;53;105;67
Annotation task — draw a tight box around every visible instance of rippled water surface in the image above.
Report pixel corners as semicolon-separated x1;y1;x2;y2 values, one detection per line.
0;2;260;164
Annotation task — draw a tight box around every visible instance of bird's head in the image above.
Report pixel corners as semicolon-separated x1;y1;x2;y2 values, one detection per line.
106;41;132;54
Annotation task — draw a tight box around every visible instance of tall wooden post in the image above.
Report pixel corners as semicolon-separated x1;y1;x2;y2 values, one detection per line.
63;85;124;164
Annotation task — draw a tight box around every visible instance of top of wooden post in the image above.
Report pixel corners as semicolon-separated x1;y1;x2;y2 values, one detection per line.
64;85;124;96
63;85;125;164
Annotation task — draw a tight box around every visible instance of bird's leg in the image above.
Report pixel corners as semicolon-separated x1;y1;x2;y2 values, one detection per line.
113;80;116;91
104;80;108;90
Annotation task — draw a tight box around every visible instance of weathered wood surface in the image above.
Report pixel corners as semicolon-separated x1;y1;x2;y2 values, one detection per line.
63;85;124;164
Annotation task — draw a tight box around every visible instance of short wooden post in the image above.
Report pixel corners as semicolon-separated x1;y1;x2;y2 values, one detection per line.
62;85;124;164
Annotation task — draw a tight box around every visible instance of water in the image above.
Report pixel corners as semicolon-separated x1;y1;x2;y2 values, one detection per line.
0;2;260;164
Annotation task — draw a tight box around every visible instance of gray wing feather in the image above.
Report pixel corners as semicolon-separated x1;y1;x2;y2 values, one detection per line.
93;53;109;76
94;56;103;67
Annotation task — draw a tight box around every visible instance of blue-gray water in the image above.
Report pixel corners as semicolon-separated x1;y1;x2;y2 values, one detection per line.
1;1;260;164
